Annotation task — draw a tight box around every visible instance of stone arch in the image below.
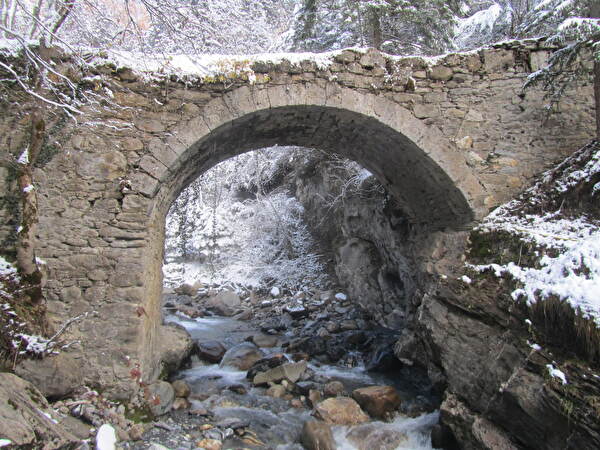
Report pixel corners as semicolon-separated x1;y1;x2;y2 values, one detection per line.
131;83;486;384
142;83;485;226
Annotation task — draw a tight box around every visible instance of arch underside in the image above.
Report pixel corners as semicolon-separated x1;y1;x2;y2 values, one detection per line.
159;105;474;230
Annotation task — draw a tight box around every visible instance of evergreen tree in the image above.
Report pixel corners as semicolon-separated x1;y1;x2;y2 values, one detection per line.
291;0;462;55
523;0;600;138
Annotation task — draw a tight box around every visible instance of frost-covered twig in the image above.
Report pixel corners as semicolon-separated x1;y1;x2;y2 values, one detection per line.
16;312;89;356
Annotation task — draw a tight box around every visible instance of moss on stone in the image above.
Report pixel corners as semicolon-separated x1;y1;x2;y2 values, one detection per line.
125;403;154;423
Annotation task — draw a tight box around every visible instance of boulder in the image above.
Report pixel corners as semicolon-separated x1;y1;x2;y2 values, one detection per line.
219;342;264;370
308;390;323;408
247;354;289;380
157;324;194;375
0;373;78;447
251;333;279;348
206;290;241;316
15;352;82;399
253;360;308;385
172;397;191;410
346;423;408;450
323;381;345;397
175;282;199;296
301;420;336;450
352;386;401;419
287;336;326;356
59;415;92;440
285;305;309;319
266;384;286;398
314;397;369;425
176;305;204;318
146;381;175;416
171;379;191;398
197;340;227;363
196;439;222;450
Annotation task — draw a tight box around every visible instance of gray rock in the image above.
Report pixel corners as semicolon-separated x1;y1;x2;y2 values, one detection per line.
301;420;336;450
346;423;408;449
147;444;170;450
0;373;78;447
251;333;279;348
172;379;191;398
157;323;194;376
206;290;241;316
219;342;264;370
197;340;227;363
359;49;385;68
147;381;175;416
323;381;345;397
252;360;308;385
247;354;290;380
174;282;199;296
15;352;82;399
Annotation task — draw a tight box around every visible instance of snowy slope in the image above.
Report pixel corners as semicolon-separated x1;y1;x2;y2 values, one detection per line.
469;141;600;325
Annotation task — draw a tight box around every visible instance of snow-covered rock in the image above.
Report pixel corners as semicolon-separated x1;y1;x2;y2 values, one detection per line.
95;424;117;450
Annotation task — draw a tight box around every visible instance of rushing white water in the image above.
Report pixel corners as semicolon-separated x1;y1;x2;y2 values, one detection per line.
332;412;439;450
165;314;254;344
167;312;439;450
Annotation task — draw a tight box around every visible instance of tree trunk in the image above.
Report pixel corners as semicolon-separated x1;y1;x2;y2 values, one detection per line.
591;2;600;139
368;7;382;50
595;60;600;140
295;0;317;50
16;111;45;302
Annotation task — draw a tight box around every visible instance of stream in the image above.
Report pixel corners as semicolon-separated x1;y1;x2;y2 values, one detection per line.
136;312;441;450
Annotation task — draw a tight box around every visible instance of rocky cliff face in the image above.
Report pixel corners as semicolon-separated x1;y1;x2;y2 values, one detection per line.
289;152;422;330
290;145;600;449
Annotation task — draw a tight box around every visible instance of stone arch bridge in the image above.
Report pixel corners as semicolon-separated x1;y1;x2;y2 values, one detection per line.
0;39;594;397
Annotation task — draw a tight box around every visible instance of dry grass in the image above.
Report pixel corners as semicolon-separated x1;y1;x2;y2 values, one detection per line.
528;296;600;366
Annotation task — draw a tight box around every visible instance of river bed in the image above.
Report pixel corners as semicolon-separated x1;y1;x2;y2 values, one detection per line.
148;313;440;450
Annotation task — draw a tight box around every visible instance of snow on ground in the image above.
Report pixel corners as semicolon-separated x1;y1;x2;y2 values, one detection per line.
0;256;18;278
470;142;600;325
96;424;117;450
547;363;568;384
